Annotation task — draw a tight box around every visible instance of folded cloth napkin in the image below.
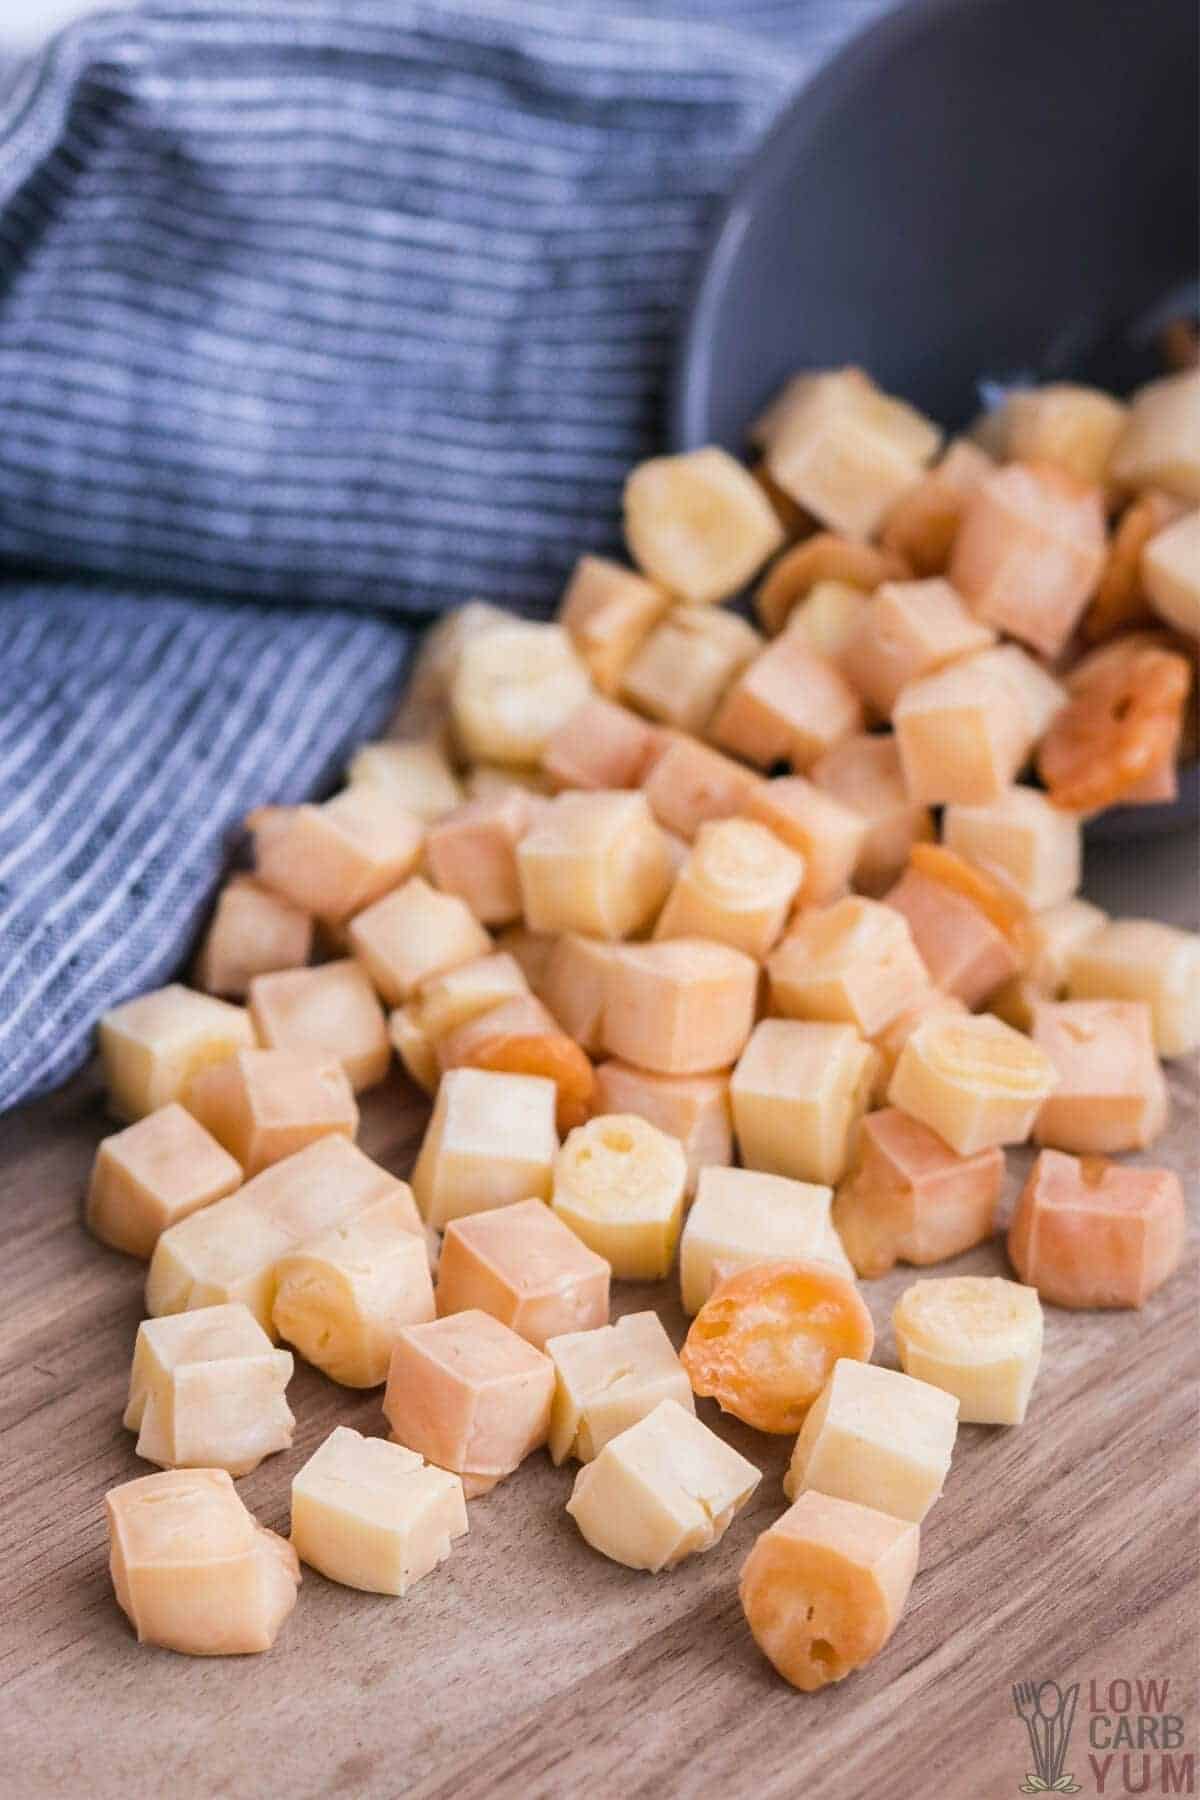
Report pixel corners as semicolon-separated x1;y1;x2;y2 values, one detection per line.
0;0;884;1112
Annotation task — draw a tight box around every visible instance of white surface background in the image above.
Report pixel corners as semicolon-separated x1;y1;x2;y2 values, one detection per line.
2;0;108;52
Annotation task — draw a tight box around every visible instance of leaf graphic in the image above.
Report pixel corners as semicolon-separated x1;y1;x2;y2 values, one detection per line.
1020;1781;1050;1793
1050;1782;1080;1794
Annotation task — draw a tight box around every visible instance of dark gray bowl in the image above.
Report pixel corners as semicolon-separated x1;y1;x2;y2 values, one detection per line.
671;0;1199;838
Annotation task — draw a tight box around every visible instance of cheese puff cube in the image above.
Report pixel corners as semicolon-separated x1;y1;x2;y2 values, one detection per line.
884;865;1019;1007
252;786;424;927
785;1359;958;1522
810;734;934;895
1067;918;1200;1057
291;1426;466;1597
388;1005;438;1095
437;1198;609;1350
517;791;673;940
879;439;995;575
624;447;784;604
547;1311;693;1467
781;580;871;663
383;1310;554;1497
841;577;994;716
622;604;762;734
558;554;670;695
1026;898;1106;995
1008;1149;1185;1310
425;791;539;927
943;786;1081;911
680;1166;852;1316
1108;369;1200;502
869;991;968;1104
347;876;491;1007
249;960;389;1091
654;818;805;960
893;1275;1043;1424
538;935;614;1055
451;621;592;766
740;1489;919;1691
567;1398;760;1573
99;985;256;1123
985;383;1128;486
184;1048;357;1178
346;739;463;821
641;733;763;841
889;1014;1059;1156
1142;507;1200;637
711;629;863;770
87;1104;243;1260
541;695;660;792
893;657;1032;805
1030;1000;1168;1153
769;897;930;1037
413;951;529;1044
411;1067;559;1229
967;644;1067;744
106;1469;300;1656
833;1107;1003;1279
602;938;759;1076
194;876;313;999
552;1113;687;1281
745;776;866;904
125;1304;294;1477
732;1020;878;1186
590;1062;732;1197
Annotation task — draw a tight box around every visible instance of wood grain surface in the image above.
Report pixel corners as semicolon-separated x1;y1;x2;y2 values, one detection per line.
1;834;1196;1800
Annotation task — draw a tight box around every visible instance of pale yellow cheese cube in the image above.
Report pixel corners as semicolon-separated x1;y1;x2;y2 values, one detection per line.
99;985;256;1123
943;786;1082;910
1067;918;1200;1057
810;734;934;894
710;628;863;770
745;776;866;905
194;875;313;999
590;1061;732;1197
1142;507;1200;637
889;1013;1059;1157
516;791;673;940
781;580;871;663
653;818;805;960
390;600;508;741
558;554;670;694
986;383;1128;486
602;938;759;1076
552;1113;686;1281
249;960;390;1092
784;1358;958;1521
621;604;761;733
679;1167;852;1316
967;643;1067;744
841;577;994;716
1109;369;1200;502
451;620;592;765
347;876;491;1007
566;1398;761;1572
538;934;615;1055
1026;897;1107;994
346;739;463;820
87;1104;243;1260
640;732;763;841
252;786;425;926
413;950;529;1043
768;897;930;1037
893;657;1030;805
893;1276;1044;1425
732;1019;878;1186
184;1047;358;1178
869;990;967;1103
388;1003;438;1095
546;1311;694;1465
623;447;784;604
411;1067;559;1229
291;1426;466;1596
124;1304;294;1477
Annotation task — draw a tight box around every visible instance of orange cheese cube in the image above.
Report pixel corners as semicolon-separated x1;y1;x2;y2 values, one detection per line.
411;1067;559;1229
879;439;995;575
810;734;934;894
249;960;389;1091
732;1020;877;1186
194;876;313;999
425;791;537;927
252;786;424;926
623;447;785;604
516;791;673;940
436;1198;610;1349
1030;1000;1168;1153
347;876;491;1006
87;1104;242;1260
841;577;994;715
833;1106;1003;1278
602;938;759;1076
541;694;660;792
641;733;762;841
558;554;670;695
711;628;863;770
745;776;866;904
1109;369;1200;502
99;985;256;1123
621;604;761;733
1008;1149;1185;1309
769;897;930;1037
943;786;1081;910
184;1048;357;1178
590;1061;732;1196
654;818;805;959
884;865;1018;1007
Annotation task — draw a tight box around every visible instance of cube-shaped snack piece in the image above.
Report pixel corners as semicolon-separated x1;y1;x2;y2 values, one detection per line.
893;655;1032;805
249;960;389;1092
553;1113;686;1281
841;577;995;717
732;1020;877;1186
780;579;871;663
252;786;424;927
832;1107;1003;1279
546;1311;693;1465
943;786;1081;911
451;620;592;765
623;447;784;604
602;938;759;1076
411;1067;558;1229
1142;508;1200;637
1008;1149;1185;1310
124;1304;294;1477
347;738;463;820
740;1489;919;1691
99;985;256;1123
869;990;967;1103
541;694;660;792
383;1310;554;1496
970;643;1068;745
566;1398;760;1572
1066;918;1200;1057
1108;369;1200;502
1026;898;1106;994
558;554;670;695
810;734;934;894
347;876;492;1009
893;1275;1043;1424
710;629;863;770
591;1061;732;1197
184;1048;357;1178
985;383;1128;486
641;733;762;841
437;1199;609;1350
194;876;313;999
745;777;866;905
388;1004;438;1095
1030;1000;1167;1153
785;1359;958;1522
755;532;909;636
761;367;942;541
621;604;761;734
425;791;538;927
273;1189;433;1387
413;951;529;1044
889;1013;1058;1157
769;897;930;1037
679;1167;852;1316
87;1104;243;1259
653;818;805;960
884;866;1019;1008
435;993;594;1135
539;935;615;1055
106;1468;300;1656
879;439;995;575
290;1426;467;1596
391;600;508;740
517;791;672;940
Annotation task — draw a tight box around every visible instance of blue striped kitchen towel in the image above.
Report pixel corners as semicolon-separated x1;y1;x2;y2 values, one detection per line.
0;0;885;1112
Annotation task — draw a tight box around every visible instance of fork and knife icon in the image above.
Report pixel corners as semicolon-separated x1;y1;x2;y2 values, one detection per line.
1012;1680;1082;1793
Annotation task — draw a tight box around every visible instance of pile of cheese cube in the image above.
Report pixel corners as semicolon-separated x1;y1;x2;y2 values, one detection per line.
96;363;1199;1687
